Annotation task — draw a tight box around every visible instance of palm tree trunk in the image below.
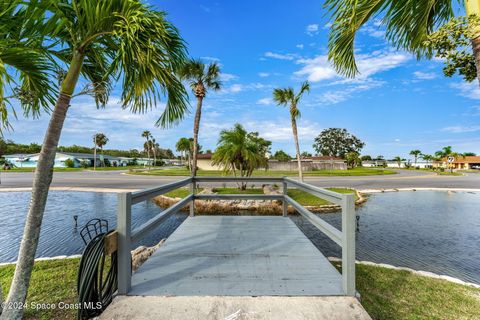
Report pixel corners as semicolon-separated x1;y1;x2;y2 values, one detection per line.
1;53;84;320
192;96;203;176
472;36;480;86
93;144;97;170
291;116;303;182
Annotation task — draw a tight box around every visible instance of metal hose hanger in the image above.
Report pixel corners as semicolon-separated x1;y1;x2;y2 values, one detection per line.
77;230;117;319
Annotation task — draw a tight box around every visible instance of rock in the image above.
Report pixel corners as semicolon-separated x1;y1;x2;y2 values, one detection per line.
198;187;215;195
131;239;166;272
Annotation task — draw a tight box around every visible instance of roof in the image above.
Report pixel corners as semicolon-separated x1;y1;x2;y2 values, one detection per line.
303;156;344;161
196;153;213;160
2;154;31;158
443;156;480;164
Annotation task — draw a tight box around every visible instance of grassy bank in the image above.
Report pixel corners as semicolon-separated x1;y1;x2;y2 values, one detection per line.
164;187;357;207
1;259;479;320
131;167;396;177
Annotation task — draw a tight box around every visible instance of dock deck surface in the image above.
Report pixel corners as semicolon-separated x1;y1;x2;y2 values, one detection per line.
130;216;344;296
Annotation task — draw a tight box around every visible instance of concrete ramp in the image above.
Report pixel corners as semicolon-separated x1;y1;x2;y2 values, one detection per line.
100;295;371;320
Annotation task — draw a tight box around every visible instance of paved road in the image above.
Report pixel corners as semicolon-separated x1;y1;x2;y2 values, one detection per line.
1;169;479;191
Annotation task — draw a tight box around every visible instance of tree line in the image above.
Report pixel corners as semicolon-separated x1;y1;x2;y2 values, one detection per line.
0;138;175;159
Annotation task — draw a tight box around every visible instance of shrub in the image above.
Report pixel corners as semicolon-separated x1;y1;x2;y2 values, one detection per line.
80;161;89;168
64;159;75;168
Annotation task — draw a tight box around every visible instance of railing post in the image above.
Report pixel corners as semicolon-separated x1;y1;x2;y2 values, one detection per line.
341;193;356;296
282;178;288;217
117;192;132;294
189;177;195;217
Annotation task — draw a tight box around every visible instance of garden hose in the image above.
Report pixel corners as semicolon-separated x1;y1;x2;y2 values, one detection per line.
77;230;117;320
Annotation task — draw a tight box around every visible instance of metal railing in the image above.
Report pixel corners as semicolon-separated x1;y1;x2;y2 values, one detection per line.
117;176;356;296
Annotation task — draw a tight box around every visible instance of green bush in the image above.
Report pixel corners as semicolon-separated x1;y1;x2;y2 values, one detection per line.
64;158;75;168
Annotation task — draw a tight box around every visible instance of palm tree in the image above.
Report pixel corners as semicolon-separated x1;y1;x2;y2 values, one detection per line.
0;1;188;317
392;156;403;168
272;81;310;181
421;154;434;167
93;133;109;168
212;123;268;190
176;137;192;169
152;138;159;167
179;59;222;176
325;0;480;85
142;131;152;169
409;149;422;166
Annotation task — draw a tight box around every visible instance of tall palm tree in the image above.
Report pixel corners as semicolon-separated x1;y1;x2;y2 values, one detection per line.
272;81;310;181
409;149;422;166
141;130;152;169
93;133;109;168
176;137;191;169
179;59;222;176
152;138;159;167
325;0;480;85
0;1;188;317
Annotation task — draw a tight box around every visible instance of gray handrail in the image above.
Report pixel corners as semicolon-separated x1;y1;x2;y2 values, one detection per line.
131;177;192;204
131;194;193;243
284;195;342;245
117;175;356;297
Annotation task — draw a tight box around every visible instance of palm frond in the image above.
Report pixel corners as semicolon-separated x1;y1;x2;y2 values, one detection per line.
325;0;455;77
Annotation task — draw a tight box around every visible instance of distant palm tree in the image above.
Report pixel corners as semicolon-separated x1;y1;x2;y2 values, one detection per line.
393;156;403;168
272;81;310;181
176;137;192;169
212;123;268;190
409;150;422;166
325;0;480;85
179;59;222;176
0;1;188;317
421;154;434;167
142;131;152;169
93;133;109;168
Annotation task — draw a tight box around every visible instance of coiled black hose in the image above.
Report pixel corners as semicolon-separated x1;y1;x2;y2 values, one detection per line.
77;230;117;319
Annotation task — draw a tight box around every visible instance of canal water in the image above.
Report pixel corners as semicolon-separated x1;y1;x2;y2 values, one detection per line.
1;190;479;284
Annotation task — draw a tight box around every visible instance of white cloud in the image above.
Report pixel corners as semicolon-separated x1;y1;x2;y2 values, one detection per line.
413;71;436;80
295;50;410;82
256;97;273;105
264;51;296;60
360;20;385;38
258;72;270;77
306;24;319;36
450;82;480;100
228;84;243;93
296;44;304;49
220;73;238;81
441;125;480;133
317;79;384;105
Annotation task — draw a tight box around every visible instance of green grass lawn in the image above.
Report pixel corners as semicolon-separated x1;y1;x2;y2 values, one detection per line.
437;171;464;176
1;259;478;320
164;187;356;206
334;262;480;320
132;167;396;177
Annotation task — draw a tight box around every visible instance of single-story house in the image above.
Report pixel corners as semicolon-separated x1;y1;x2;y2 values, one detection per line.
3;152;125;168
438;156;480;170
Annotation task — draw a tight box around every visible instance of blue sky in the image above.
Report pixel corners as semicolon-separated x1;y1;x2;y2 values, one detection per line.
5;0;480;159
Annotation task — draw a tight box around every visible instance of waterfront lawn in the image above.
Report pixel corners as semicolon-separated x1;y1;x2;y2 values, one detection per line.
165;187;356;206
334;262;480;320
0;259;79;320
132;167;395;177
1;259;479;320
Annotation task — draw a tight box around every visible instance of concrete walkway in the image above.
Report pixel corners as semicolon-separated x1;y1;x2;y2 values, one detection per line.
100;296;371;320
